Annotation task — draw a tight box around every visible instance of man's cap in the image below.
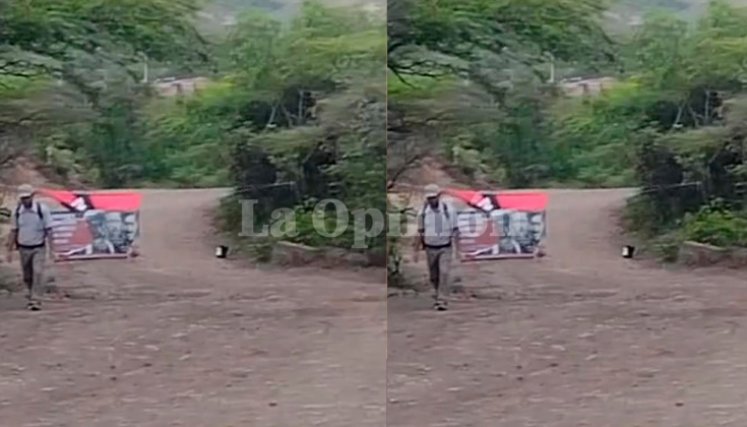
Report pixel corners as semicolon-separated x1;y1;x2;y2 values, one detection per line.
424;184;440;198
17;184;34;199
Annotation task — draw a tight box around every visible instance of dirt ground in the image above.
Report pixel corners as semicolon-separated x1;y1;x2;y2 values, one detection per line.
0;189;386;427
389;188;747;427
4;186;747;426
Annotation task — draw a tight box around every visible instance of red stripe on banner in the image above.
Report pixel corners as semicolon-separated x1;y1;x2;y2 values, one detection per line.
40;189;142;211
39;189;78;206
445;189;548;212
87;193;142;211
495;192;548;211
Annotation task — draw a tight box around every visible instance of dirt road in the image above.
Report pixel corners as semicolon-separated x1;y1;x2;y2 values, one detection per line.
389;188;747;427
0;189;386;427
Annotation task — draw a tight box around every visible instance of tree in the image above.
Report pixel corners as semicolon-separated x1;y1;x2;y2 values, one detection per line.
224;2;386;235
0;0;211;180
388;0;614;81
1;0;209;82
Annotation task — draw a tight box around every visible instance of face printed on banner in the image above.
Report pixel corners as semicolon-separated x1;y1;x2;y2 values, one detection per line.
85;211;107;237
105;212;123;237
529;213;545;241
509;211;530;237
123;213;138;242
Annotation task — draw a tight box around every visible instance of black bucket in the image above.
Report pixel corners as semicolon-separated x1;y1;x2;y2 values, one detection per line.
215;245;229;259
622;245;635;259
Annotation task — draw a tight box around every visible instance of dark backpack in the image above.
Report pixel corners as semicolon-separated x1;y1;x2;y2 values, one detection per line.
421;201;450;220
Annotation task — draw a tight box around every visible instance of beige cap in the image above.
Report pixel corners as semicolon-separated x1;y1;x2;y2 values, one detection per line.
424;184;440;198
17;184;34;199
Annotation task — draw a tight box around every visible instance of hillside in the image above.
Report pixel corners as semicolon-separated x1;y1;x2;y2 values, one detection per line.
201;0;739;26
199;0;383;33
609;0;747;30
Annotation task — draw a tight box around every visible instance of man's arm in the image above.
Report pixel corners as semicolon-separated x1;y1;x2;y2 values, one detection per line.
416;208;425;249
41;205;55;255
6;209;17;261
450;208;460;252
6;228;17;251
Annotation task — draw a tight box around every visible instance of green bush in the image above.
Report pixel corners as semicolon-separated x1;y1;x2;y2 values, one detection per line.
288;204;362;249
216;194;244;233
623;194;665;238
649;231;683;263
386;198;412;288
247;240;275;263
682;205;747;248
387;236;405;288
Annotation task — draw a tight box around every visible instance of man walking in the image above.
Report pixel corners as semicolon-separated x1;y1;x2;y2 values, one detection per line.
417;184;458;311
5;184;54;310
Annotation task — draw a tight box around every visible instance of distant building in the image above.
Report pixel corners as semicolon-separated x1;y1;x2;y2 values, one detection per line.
559;77;617;97
152;77;210;97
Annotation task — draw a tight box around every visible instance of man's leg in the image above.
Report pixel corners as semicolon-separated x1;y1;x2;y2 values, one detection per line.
30;247;47;301
19;248;34;300
437;246;452;302
426;248;440;301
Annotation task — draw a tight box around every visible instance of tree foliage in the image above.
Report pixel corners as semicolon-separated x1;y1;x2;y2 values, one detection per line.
387;0;618;192
0;0;211;182
578;1;747;248
388;0;614;81
136;2;387;254
225;2;386;252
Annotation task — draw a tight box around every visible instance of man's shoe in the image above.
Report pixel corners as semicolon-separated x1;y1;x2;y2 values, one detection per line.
433;300;448;311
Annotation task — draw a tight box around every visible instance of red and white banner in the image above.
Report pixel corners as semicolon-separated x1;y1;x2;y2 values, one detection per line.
39;189;141;261
444;189;548;262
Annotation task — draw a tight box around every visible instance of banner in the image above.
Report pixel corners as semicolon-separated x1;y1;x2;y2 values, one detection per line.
40;189;141;260
445;189;548;261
